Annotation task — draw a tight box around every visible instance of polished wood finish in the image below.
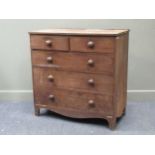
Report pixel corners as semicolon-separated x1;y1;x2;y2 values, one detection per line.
30;29;129;129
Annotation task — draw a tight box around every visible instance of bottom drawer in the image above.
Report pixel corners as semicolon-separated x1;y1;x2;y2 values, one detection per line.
34;88;113;116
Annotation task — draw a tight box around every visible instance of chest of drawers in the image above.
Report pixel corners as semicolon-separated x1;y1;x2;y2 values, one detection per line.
29;29;129;129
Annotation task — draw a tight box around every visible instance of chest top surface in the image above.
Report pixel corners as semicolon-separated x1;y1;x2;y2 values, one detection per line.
29;29;129;36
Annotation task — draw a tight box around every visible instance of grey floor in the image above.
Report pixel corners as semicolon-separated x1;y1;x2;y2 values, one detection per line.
0;99;155;135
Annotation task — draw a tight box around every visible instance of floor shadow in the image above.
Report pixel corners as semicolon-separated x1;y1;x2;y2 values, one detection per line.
41;109;108;128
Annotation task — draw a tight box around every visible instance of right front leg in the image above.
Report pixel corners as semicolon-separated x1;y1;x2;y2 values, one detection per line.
106;116;117;130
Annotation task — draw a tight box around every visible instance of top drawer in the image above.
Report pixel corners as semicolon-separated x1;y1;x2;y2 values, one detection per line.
30;35;69;51
70;37;115;53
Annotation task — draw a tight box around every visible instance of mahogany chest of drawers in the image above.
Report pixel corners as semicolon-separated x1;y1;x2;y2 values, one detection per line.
29;29;129;129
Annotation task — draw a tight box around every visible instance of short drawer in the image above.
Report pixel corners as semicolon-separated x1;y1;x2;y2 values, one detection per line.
32;51;114;74
70;36;115;53
33;68;114;94
34;88;113;115
30;35;69;51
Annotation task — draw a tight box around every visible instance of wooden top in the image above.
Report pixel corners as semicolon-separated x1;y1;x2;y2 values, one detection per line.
29;29;129;36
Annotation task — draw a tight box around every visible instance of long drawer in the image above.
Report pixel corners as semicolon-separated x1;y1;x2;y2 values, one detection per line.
34;87;113;115
33;67;114;94
32;51;114;74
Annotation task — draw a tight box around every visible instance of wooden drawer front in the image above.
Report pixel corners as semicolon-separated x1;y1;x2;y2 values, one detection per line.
70;37;115;53
33;68;114;94
34;88;113;115
32;51;114;74
30;35;69;51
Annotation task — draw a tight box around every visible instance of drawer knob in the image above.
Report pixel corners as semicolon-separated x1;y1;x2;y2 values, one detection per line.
88;59;94;66
46;56;53;63
45;40;52;46
88;100;95;106
49;94;55;101
88;78;95;85
87;41;95;48
48;75;54;81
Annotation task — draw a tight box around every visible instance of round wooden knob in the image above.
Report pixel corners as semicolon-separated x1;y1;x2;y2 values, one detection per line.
87;59;94;66
45;40;52;46
88;100;95;106
46;56;53;63
48;94;55;101
87;41;95;48
48;75;54;81
88;78;94;85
